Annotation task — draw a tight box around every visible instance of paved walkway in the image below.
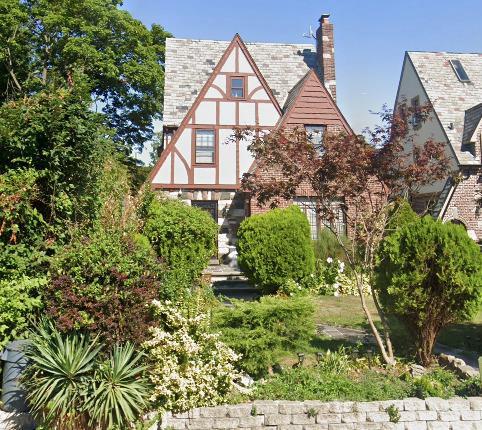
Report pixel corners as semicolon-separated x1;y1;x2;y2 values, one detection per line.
318;324;480;371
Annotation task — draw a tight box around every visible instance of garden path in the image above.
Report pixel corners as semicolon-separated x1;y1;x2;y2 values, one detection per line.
318;324;480;371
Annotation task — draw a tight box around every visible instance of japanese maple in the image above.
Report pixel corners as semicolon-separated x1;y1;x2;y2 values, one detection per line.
236;104;450;365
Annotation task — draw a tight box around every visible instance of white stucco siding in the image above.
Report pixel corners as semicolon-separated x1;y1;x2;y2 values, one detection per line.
251;88;270;100
221;50;236;73
239;136;255;179
248;76;261;93
396;57;456;195
258;103;280;126
152;154;171;184
194;167;216;184
176;129;191;165
218;129;237;184
173;154;188;183
213;75;227;93
238;102;256;126
238;48;253;73
195;101;217;124
205;87;223;98
219;101;236;125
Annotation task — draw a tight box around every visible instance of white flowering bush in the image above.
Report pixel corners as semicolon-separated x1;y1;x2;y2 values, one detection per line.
144;300;240;413
308;257;372;296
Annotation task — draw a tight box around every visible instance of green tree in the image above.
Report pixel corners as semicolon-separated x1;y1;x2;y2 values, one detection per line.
0;86;114;236
375;216;482;365
0;0;170;152
237;205;315;294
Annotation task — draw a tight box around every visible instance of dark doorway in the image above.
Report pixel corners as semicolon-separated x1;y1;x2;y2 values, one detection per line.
192;200;218;221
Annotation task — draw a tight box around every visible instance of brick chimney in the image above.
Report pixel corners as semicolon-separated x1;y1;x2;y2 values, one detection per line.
316;13;336;101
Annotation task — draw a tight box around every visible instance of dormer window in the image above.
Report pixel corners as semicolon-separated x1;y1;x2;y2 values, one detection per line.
450;59;470;83
230;77;245;99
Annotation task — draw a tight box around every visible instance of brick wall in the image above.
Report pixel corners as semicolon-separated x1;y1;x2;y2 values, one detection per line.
442;169;482;241
160;397;482;430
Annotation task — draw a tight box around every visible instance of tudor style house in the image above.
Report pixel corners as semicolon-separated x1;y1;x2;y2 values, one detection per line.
395;51;482;241
150;14;352;257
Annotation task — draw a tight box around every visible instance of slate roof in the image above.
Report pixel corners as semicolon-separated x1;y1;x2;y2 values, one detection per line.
407;51;482;165
163;37;317;127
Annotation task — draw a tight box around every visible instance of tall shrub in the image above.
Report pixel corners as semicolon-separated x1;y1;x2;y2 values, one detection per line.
143;198;218;286
45;228;165;346
237;205;315;293
375;216;482;365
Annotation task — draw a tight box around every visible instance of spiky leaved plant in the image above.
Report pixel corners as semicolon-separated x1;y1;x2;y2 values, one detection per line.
23;319;101;429
86;343;150;428
23;320;150;429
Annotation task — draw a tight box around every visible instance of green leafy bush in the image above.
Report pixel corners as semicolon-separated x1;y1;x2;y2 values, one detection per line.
313;228;349;262
237;206;315;294
144;300;239;413
45;228;167;345
412;368;458;399
375;216;482;365
213;296;315;377
250;367;413;402
0;276;45;348
23;320;149;429
143;198;218;286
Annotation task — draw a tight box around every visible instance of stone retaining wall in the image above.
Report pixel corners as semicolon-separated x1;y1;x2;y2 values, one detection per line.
160;397;482;430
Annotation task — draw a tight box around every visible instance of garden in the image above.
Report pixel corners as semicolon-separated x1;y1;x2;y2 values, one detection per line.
0;3;481;428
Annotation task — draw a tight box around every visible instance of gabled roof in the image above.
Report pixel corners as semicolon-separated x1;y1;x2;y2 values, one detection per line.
163;37;317;127
277;69;352;133
407;51;482;165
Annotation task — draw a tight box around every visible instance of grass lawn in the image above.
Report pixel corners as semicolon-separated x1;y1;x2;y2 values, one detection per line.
311;295;482;356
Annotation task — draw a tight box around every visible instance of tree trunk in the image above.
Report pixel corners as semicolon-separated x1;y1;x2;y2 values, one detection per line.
355;273;395;366
417;325;438;366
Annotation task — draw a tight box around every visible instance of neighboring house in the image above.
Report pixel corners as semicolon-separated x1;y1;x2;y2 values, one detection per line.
395;51;482;241
149;14;352;258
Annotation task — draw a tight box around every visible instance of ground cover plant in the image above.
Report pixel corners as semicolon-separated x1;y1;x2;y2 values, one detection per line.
213;296;315;377
237;205;315;294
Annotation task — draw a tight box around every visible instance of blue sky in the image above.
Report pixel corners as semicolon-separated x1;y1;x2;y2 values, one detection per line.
124;0;482;163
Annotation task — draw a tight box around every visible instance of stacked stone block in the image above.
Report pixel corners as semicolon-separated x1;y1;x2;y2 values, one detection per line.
160;397;482;430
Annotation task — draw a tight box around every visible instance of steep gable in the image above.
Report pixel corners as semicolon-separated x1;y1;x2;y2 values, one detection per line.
163;38;317;127
150;34;282;189
407;51;482;165
278;69;351;132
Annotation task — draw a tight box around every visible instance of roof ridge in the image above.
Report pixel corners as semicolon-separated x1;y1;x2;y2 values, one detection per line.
407;50;482;55
166;37;314;48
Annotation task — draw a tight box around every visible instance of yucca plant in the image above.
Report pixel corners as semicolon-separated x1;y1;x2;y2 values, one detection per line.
23;320;150;429
87;343;150;429
23;319;101;429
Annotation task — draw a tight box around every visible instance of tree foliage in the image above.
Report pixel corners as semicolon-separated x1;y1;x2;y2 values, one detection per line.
237;205;315;294
0;87;114;237
0;0;170;151
238;104;450;364
375;216;482;365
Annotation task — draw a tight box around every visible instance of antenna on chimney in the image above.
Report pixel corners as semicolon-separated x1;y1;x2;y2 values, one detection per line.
302;25;315;39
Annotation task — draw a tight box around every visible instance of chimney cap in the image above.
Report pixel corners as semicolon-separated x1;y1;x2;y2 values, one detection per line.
319;13;330;22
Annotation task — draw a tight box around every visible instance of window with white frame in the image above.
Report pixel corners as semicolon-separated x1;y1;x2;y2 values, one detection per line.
294;198;318;240
195;129;215;164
